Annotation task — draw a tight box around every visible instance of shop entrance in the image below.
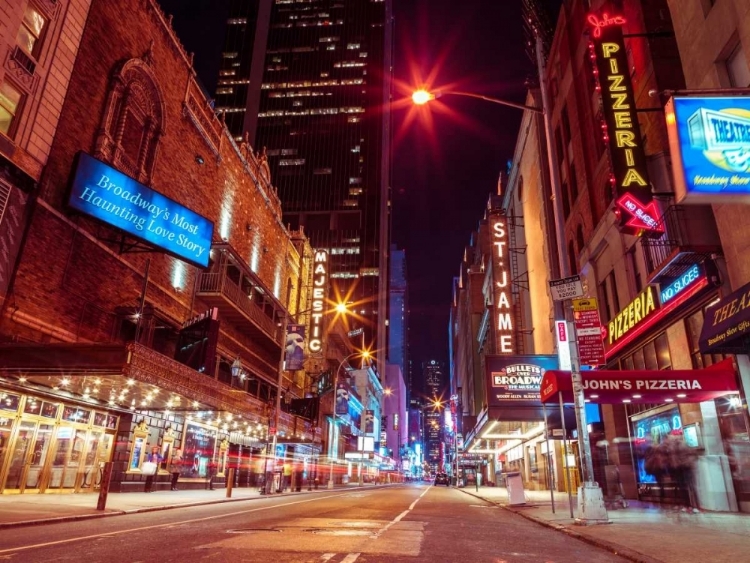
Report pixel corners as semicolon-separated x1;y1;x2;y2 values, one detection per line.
2;422;113;494
0;392;117;494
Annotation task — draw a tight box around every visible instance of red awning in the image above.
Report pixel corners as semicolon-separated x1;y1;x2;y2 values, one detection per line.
540;359;738;404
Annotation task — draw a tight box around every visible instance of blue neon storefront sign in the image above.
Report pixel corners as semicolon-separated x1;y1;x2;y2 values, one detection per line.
667;96;750;203
660;264;703;305
67;152;214;268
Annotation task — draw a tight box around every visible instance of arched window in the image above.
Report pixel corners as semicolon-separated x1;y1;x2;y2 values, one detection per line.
568;240;577;275
576;224;585;254
94;57;165;184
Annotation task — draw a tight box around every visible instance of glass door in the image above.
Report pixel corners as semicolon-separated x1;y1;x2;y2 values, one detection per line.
3;421;50;493
78;431;113;491
25;424;54;492
47;426;88;491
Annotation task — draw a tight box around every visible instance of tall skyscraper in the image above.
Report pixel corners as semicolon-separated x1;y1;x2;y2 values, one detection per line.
215;0;394;373
388;244;408;390
422;359;445;467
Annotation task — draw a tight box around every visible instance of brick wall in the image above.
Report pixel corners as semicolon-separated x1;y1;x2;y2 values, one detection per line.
3;0;303;368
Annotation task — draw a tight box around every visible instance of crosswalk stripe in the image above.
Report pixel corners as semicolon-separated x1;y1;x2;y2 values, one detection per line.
339;554;361;563
320;555;336;562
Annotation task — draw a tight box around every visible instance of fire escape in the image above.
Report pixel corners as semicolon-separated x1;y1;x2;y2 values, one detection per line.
507;214;533;354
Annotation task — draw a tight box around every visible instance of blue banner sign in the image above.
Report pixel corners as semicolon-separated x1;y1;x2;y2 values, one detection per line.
67;152;214;267
667;96;750;203
660;264;703;305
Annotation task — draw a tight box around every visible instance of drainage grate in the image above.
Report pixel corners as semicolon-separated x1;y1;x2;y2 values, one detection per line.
226;528;282;534
305;529;375;536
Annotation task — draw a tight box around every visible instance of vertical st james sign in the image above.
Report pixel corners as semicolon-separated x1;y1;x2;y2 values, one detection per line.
588;12;662;236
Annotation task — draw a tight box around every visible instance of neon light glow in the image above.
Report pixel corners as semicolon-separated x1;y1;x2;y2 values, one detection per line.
491;215;514;354
586;13;627;38
308;250;329;353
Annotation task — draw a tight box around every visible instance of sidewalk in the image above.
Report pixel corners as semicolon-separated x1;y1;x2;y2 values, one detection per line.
0;482;380;529
458;486;750;563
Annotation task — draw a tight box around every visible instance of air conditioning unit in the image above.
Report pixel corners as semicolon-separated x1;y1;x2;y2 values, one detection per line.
11;46;36;76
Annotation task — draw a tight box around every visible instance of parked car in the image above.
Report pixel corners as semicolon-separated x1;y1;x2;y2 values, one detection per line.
434;472;450;486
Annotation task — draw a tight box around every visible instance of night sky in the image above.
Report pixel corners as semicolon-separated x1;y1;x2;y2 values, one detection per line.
158;0;557;393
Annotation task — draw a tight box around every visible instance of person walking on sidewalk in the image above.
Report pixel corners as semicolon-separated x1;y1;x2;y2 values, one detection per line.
283;460;293;492
144;447;161;493
169;448;183;491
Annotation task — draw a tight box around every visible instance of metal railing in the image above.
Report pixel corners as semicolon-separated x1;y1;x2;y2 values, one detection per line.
198;271;278;340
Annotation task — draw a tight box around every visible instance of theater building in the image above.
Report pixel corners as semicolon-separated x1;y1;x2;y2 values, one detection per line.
0;0;320;495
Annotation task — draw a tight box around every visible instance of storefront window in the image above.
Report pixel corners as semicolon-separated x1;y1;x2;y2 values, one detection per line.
0;392;20;412
182;421;218;478
643;341;658;371
686;310;726;369
93;412;118;429
655;333;672;370
62;406;91;424
632;406;682;485
632;348;645;371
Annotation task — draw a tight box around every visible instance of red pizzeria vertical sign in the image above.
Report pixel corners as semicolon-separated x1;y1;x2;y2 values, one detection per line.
588;12;663;236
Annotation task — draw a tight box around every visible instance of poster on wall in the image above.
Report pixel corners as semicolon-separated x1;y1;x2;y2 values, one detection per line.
335;381;350;416
284;324;306;371
182;421;217;478
666;96;750;203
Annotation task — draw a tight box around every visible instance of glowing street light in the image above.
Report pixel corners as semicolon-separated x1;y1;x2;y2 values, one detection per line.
412;89;435;105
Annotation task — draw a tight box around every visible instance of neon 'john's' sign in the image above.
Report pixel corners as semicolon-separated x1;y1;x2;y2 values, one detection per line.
587;13;627;38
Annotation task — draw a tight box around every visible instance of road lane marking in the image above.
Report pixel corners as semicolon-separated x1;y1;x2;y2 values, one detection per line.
376;486;430;538
320;555;336;562
340;554;360;563
0;493;356;555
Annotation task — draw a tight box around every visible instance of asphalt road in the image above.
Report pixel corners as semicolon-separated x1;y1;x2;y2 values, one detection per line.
0;484;626;562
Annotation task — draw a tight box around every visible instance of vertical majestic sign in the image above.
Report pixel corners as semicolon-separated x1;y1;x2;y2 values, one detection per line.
308;250;329;353
588;12;660;236
490;211;514;354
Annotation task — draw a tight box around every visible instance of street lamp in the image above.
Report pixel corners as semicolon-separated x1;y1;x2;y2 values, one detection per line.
328;349;371;489
264;300;351;494
410;35;608;523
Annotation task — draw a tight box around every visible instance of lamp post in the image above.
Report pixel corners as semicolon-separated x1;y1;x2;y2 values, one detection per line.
328;350;370;489
411;35;608;522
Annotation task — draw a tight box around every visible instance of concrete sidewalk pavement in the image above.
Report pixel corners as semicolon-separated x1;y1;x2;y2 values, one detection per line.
0;482;384;529
458;486;750;563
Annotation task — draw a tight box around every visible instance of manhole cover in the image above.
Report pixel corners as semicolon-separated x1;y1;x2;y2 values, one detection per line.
305;529;375;536
226;528;282;534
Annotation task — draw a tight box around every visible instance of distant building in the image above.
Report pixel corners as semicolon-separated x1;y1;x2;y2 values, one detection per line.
214;0;395;375
388;245;409;392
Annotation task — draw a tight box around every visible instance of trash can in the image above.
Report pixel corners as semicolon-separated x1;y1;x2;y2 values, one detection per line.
505;471;526;506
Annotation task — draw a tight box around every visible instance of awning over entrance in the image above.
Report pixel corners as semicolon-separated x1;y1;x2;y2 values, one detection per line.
540;359;738;404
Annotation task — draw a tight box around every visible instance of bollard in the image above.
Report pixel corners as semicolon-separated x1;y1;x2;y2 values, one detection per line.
96;462;114;511
226;467;235;498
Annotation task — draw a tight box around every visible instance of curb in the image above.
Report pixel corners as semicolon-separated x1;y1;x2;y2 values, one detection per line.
456;488;663;563
0;484;400;531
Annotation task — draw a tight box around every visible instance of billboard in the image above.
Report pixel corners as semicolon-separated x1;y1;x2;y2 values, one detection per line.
284;324;306;371
666;96;750;203
67;152;214;267
486;355;558;412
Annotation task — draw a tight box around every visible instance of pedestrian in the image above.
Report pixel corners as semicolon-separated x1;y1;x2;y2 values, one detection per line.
143;446;161;493
664;436;698;511
169;448;183;491
283;460;293;491
207;459;217;490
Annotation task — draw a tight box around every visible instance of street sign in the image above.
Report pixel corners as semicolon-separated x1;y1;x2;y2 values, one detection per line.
269;426;277;436
572;298;606;366
549;275;584;301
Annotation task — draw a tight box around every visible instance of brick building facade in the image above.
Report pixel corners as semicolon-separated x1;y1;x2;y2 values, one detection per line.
0;0;321;495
